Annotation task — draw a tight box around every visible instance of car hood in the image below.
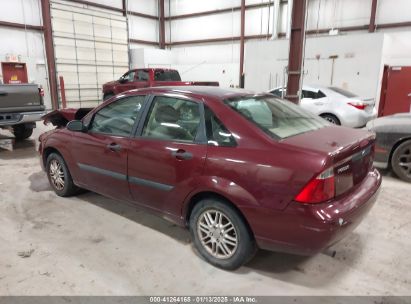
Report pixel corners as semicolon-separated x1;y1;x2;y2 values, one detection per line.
366;113;411;132
42;108;93;127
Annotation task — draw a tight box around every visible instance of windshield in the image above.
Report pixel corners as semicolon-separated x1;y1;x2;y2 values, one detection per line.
154;70;181;81
225;95;328;139
328;87;358;98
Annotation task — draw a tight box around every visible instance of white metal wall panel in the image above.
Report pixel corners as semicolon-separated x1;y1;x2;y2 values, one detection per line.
51;0;129;107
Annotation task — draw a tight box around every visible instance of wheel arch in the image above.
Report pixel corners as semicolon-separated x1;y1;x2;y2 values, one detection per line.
389;136;411;168
319;112;341;124
42;146;63;168
183;190;255;239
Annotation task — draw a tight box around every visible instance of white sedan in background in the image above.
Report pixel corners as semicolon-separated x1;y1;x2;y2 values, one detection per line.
270;85;377;128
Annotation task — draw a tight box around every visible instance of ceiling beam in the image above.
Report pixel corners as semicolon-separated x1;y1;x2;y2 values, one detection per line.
0;20;43;31
166;35;269;46
166;2;278;21
130;39;159;46
65;0;157;20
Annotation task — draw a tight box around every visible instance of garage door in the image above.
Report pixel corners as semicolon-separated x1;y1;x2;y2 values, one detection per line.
51;0;129;108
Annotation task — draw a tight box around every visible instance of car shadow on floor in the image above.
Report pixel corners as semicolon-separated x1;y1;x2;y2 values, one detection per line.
79;190;364;288
78;191;192;245
0;137;37;160
28;170;365;288
238;232;363;288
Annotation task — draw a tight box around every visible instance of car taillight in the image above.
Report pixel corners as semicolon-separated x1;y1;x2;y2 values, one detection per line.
39;87;45;97
295;167;335;204
348;102;366;110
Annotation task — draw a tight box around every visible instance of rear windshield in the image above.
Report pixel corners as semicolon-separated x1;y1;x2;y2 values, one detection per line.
154;70;181;81
225;95;328;139
328;87;357;98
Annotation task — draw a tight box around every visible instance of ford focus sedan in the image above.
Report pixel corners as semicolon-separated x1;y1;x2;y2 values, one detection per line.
39;86;381;270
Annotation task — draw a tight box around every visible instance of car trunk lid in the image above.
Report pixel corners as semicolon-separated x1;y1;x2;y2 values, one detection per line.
346;97;375;113
283;126;375;196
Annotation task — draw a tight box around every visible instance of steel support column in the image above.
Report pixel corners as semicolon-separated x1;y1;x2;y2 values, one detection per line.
122;0;127;16
369;0;378;32
285;0;307;104
239;0;245;88
159;0;166;49
41;0;59;110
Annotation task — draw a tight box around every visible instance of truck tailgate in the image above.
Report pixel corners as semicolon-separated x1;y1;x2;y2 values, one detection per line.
0;84;44;113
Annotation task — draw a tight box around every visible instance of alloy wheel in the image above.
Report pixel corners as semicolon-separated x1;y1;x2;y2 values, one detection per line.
324;116;337;124
197;209;238;259
49;159;65;191
397;146;411;178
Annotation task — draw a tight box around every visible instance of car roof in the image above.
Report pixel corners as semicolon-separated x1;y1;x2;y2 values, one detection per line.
130;68;178;71
127;86;258;100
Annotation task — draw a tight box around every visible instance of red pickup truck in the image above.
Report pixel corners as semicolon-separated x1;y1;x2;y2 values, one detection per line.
102;68;219;100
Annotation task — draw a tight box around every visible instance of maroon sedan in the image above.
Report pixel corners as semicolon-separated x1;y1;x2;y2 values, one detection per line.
39;86;381;270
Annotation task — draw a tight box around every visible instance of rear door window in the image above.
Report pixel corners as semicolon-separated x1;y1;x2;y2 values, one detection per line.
204;106;236;147
154;70;181;81
270;88;284;98
136;70;149;81
142;96;200;142
302;90;326;99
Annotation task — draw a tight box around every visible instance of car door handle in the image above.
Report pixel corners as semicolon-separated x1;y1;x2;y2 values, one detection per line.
314;101;324;106
107;143;122;152
171;149;193;160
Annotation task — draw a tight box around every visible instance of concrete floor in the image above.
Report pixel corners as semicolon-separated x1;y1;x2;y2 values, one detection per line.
0;123;410;296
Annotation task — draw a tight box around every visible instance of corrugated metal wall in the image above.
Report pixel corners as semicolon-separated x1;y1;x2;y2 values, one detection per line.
51;0;129;107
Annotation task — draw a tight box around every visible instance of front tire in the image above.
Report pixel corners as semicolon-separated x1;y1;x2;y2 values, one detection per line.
46;153;80;196
391;140;411;183
189;198;256;270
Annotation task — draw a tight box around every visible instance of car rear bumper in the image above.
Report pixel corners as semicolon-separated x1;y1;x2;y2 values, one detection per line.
340;108;377;128
244;168;381;255
0;111;45;127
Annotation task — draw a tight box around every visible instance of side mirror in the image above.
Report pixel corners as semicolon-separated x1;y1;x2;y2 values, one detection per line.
67;120;86;132
119;76;127;84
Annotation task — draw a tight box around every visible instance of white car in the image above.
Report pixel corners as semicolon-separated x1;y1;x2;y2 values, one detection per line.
269;85;377;128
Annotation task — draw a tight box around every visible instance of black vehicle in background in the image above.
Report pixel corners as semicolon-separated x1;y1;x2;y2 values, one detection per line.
366;113;411;182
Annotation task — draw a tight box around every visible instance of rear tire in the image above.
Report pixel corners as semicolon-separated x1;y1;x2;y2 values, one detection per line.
46;153;80;197
391;140;411;183
103;93;114;101
320;113;341;125
13;124;33;140
189;198;256;270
